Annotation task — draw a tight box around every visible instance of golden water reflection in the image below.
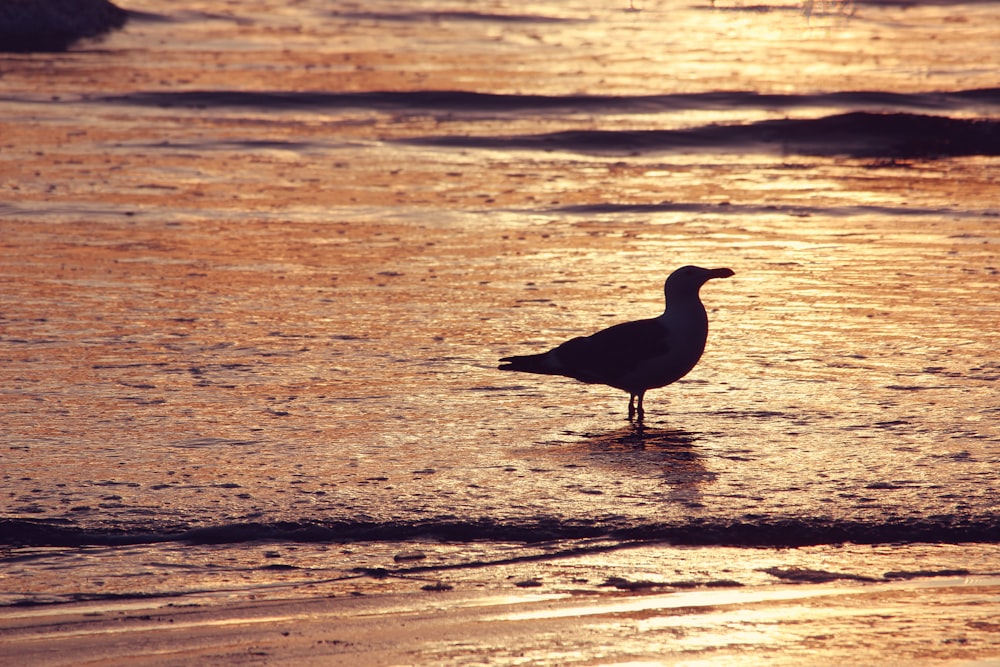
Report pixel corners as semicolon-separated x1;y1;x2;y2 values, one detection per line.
1;1;998;661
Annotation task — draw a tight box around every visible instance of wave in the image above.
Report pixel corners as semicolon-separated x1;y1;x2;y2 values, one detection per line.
95;88;1000;114
551;201;995;218
80;88;1000;158
405;112;1000;158
3;516;997;549
330;10;580;24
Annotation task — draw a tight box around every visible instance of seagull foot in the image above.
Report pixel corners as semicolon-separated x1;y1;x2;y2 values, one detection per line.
627;392;646;423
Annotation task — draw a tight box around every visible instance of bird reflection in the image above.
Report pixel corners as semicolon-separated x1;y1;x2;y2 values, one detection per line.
569;425;717;506
579;423;698;451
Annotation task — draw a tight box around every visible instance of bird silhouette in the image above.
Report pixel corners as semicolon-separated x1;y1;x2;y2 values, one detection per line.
498;265;734;421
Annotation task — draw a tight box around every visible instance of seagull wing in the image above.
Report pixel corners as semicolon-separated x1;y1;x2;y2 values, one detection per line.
551;318;670;387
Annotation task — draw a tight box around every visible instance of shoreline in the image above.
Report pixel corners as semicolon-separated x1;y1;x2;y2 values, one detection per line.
2;541;999;664
3;573;998;666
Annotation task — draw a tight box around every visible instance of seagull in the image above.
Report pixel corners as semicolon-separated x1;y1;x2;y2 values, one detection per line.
498;266;734;422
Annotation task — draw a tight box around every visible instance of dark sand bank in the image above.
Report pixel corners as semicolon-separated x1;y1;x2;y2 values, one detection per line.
0;0;126;52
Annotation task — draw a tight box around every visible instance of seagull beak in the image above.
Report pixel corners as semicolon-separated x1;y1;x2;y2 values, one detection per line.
707;268;735;279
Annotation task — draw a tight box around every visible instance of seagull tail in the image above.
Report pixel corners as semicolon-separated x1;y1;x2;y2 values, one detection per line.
498;352;555;374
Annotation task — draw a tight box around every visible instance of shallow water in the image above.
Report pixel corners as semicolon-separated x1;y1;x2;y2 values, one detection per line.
1;2;999;652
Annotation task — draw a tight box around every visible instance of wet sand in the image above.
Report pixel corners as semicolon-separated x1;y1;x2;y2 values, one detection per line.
1;585;995;666
3;542;1000;666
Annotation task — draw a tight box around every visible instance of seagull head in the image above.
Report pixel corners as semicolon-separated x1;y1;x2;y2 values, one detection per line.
664;265;735;303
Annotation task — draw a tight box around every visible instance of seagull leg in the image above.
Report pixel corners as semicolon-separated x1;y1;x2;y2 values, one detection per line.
636;391;645;423
628;393;637;421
